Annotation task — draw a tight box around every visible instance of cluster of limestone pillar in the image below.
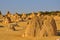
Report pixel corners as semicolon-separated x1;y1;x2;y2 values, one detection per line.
21;12;57;38
0;11;57;38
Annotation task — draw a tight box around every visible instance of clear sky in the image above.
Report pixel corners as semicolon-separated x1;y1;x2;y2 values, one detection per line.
0;0;60;14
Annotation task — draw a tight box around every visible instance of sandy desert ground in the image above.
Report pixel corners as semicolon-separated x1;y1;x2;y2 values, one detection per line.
0;30;60;40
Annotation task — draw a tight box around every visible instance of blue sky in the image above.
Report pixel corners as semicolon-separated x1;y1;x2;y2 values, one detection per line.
0;0;60;14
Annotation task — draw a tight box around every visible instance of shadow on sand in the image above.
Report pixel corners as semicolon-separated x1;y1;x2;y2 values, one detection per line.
57;30;60;36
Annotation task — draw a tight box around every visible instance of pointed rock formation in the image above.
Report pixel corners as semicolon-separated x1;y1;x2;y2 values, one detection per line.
0;11;2;15
6;11;11;17
37;12;41;17
22;13;26;18
24;14;43;37
38;15;57;38
29;12;36;18
0;11;3;18
26;12;36;21
13;12;20;22
21;13;27;21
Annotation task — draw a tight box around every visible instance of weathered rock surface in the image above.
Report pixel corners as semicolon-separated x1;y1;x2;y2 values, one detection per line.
0;12;57;38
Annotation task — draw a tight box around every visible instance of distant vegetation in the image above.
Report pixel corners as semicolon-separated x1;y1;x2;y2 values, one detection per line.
0;11;60;16
27;11;60;16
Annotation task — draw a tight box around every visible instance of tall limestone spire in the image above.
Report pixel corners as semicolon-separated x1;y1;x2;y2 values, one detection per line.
6;11;11;17
0;11;2;15
22;13;26;19
37;11;41;17
0;11;3;18
29;12;36;18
